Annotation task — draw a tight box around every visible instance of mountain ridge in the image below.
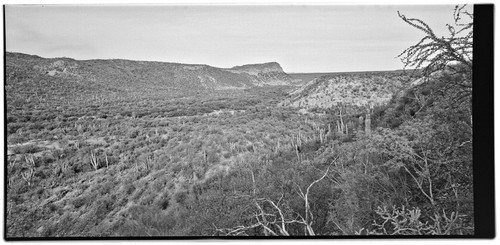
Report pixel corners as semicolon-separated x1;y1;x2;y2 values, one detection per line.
6;52;287;75
5;52;294;95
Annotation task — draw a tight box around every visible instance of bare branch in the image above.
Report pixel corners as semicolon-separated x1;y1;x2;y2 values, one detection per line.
397;4;472;89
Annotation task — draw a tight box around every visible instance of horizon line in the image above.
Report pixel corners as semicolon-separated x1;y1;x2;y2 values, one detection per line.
5;50;410;74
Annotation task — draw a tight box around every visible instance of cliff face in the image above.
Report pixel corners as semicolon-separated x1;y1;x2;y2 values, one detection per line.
229;62;284;75
227;62;292;86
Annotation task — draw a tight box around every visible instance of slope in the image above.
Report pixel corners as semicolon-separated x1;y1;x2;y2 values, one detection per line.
6;52;293;98
280;71;412;113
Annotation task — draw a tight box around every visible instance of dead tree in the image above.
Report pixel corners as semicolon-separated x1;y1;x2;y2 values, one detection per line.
215;156;339;236
397;5;472;90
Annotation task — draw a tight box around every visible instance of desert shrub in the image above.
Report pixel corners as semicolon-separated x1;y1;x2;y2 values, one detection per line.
98;182;115;196
155;194;171;210
358;206;473;235
127;128;139;139
12;144;41;154
121;182;136;195
117;205;177;236
93;195;116;220
72;196;88;209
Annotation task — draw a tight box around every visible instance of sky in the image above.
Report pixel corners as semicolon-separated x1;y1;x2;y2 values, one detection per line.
5;4;472;73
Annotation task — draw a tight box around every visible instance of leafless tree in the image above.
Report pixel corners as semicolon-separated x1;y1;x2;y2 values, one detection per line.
397;5;473;87
215;156;339;236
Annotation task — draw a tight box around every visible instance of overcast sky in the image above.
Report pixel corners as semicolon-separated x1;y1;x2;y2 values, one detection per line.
5;4;471;73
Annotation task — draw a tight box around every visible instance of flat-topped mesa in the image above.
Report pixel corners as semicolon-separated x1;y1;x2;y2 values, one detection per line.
227;62;291;86
228;62;285;76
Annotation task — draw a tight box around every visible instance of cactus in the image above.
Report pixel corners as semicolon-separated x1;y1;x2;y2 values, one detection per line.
358;116;364;132
339;109;345;134
292;133;303;161
21;168;34;186
319;128;325;143
203;149;208;163
105;152;109;169
90;150;99;170
144;155;152;170
365;112;371;135
25;155;35;168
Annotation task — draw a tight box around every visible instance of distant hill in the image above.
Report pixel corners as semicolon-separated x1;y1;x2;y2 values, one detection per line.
280;71;413;112
288;70;413;87
229;62;283;75
5;52;293;96
226;62;292;86
288;72;338;86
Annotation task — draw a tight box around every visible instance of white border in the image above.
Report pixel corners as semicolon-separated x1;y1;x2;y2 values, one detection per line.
0;1;496;244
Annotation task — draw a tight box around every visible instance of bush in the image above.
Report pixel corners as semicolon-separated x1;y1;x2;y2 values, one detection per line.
12;144;41;154
73;196;88;209
358;206;473;235
117;205;177;236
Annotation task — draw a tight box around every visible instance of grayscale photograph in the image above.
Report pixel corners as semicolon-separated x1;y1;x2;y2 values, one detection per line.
4;3;475;238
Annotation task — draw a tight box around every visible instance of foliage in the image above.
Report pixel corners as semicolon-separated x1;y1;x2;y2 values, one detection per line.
5;5;473;237
358;205;473;235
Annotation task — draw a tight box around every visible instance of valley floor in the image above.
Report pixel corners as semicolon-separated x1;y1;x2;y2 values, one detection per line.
5;72;474;238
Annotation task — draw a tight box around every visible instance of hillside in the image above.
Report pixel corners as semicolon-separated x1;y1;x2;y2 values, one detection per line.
5;4;476;238
5;52;296;128
288;72;335;86
280;71;412;113
5;53;326;238
5;52;292;95
288;70;409;86
5;55;474;238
